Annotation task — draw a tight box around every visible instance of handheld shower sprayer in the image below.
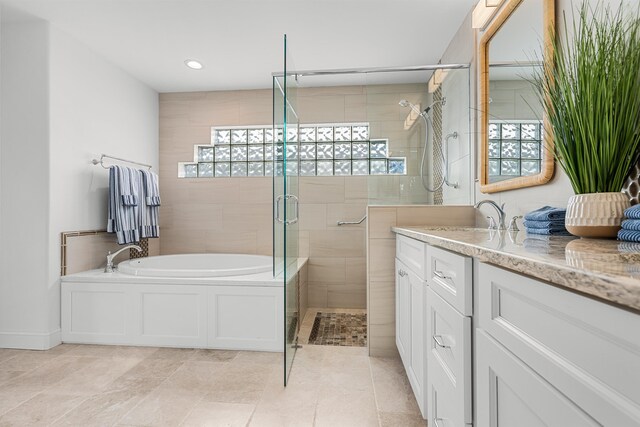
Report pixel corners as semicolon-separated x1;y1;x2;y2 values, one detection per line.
399;98;446;117
399;97;451;193
398;99;423;117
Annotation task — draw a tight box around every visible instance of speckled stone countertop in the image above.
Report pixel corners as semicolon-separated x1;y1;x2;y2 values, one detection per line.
392;226;640;312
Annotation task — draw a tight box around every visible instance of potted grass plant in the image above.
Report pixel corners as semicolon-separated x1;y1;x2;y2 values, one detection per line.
535;1;640;238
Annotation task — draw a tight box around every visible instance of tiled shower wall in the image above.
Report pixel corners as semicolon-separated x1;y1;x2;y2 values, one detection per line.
160;84;430;309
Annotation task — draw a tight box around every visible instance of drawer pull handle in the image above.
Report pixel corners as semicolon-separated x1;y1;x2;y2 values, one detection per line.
433;335;451;348
434;270;451;280
398;269;407;277
433;418;445;427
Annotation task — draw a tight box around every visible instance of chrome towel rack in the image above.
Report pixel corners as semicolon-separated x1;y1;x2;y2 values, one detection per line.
92;153;152;170
337;214;367;226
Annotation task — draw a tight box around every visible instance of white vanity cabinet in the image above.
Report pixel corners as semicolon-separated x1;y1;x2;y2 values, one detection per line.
395;236;428;418
393;231;640;427
476;262;640;426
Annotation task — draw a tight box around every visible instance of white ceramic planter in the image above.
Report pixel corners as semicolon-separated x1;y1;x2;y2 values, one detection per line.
565;192;630;238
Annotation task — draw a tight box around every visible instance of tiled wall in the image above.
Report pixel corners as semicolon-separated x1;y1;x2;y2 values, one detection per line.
367;205;477;357
299;262;309;323
441;68;474;205
61;231;160;276
299;176;368;308
489;80;541;120
160;84;435;309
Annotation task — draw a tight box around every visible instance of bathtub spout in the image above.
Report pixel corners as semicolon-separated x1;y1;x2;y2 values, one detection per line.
105;245;142;273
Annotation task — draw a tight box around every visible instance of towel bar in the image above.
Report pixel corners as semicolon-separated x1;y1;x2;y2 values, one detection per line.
337;215;367;226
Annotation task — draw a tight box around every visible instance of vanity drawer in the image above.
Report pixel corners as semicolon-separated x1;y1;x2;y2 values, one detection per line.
427;245;472;315
428;368;465;427
478;262;640;424
396;235;427;278
426;288;472;426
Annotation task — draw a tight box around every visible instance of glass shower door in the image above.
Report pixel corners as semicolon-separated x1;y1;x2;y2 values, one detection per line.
273;34;300;386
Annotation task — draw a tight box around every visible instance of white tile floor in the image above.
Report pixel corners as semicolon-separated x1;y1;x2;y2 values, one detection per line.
0;343;425;426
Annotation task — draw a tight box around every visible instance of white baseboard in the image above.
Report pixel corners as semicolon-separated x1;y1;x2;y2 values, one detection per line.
0;329;62;350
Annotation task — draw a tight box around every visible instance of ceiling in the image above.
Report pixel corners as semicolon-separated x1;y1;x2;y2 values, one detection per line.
0;0;476;92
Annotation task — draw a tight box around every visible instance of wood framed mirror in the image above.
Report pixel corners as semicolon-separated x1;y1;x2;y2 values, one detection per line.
479;0;555;193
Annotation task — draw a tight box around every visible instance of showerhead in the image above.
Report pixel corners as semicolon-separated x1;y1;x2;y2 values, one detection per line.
399;97;447;116
398;99;423;117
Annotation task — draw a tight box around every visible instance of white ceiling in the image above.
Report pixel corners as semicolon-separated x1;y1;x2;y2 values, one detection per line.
0;0;476;92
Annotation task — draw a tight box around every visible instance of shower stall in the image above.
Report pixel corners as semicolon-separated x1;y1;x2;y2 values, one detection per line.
273;36;472;385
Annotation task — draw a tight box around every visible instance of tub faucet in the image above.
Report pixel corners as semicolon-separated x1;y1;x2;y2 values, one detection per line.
105;245;142;273
475;200;507;230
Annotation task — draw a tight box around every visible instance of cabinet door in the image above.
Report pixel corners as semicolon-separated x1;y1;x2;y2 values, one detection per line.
407;265;425;416
396;258;411;367
478;261;640;424
476;330;601;427
396;258;426;418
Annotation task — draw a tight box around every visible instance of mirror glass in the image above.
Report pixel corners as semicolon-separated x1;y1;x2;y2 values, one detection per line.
480;0;554;192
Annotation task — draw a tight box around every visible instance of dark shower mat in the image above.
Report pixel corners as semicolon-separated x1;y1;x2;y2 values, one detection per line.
308;312;367;347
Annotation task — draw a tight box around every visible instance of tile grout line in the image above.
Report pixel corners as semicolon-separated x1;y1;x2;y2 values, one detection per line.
111;360;181;426
243;401;259;427
0;352;73;419
368;356;384;427
44;353;155;426
0;390;47;420
176;392;207;427
48;392;95;426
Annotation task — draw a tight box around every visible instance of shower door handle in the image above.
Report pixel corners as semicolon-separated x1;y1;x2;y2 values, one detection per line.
275;194;299;225
275;195;285;224
285;194;299;225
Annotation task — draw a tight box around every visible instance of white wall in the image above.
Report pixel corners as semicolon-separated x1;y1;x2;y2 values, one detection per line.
0;15;158;349
47;27;158;337
0;19;52;348
441;67;474;205
440;10;476;206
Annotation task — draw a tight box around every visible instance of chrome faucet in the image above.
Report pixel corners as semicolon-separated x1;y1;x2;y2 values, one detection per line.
105;245;142;273
475;200;507;230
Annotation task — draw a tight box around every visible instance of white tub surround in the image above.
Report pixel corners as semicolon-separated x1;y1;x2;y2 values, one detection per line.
61;255;307;352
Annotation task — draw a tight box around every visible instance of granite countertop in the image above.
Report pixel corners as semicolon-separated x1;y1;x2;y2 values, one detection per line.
392;226;640;312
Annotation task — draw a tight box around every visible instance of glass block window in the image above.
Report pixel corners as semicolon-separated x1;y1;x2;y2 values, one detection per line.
178;123;406;178
488;120;543;178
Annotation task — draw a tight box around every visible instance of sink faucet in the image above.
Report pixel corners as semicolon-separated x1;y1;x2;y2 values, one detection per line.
475;200;507;230
105;245;142;273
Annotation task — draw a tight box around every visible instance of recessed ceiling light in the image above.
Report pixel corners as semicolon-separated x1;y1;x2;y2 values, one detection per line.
184;59;203;70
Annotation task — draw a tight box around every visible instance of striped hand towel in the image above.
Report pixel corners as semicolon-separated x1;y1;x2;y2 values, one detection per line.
108;166;141;244
622;219;640;231
524;206;566;221
624;204;640;220
618;229;640;243
525;227;572;236
522;220;566;229
140;170;160;238
119;166;140;206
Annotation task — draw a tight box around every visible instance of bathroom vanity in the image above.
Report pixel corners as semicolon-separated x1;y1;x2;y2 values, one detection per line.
392;227;640;426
